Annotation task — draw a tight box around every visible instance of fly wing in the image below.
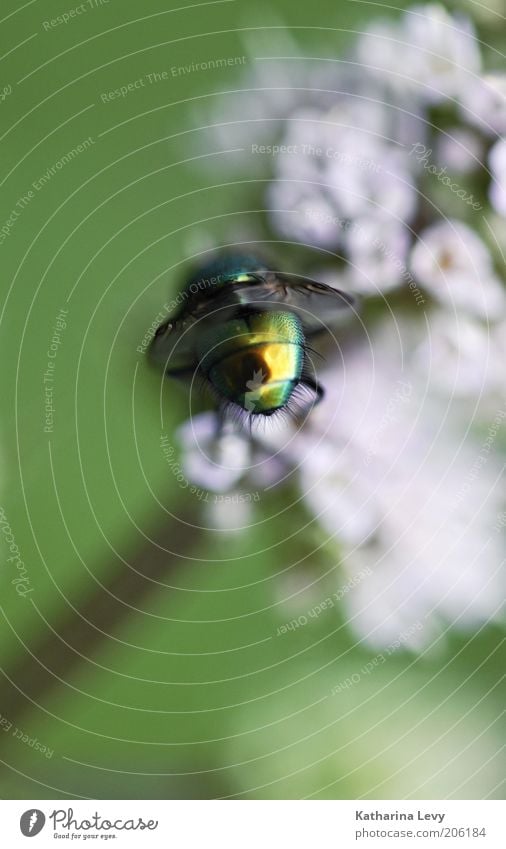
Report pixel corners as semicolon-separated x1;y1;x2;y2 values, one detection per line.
149;272;268;371
149;319;195;372
149;270;356;370
211;271;357;333
149;295;249;372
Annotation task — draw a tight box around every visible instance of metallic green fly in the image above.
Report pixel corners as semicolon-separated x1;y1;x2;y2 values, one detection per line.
150;252;355;423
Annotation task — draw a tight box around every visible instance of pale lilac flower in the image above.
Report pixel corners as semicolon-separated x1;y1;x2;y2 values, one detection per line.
459;73;506;137
342;216;412;295
341;435;505;647
297;441;382;548
409;219;506;318
177;413;250;493
435;126;484;174
413;309;505;400
177;3;505;652
206;496;253;533
176;412;289;532
268;107;417;249
325;140;417;222
402;4;481;103
267;181;344;249
176;311;505;649
258;316;504;648
322;113;414;220
356;5;481;105
355;21;412;96
193;28;342;167
488;138;506;216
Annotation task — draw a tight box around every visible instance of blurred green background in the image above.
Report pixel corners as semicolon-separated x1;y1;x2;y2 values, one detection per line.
0;0;504;799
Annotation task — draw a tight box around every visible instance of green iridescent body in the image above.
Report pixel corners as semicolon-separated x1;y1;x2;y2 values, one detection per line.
150;253;354;418
197;311;305;414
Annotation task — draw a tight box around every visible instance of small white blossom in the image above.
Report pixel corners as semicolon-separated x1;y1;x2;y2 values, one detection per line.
176;317;505;650
435;126;484;174
356;5;481;104
269;108;417;248
409;219;506;318
325;139;417;223
267;181;344;249
459;73;506;137
412;309;505;399
177;413;250;493
298;441;382;548
355;21;412;96
488;138;506;216
206;496;253;533
178;3;505;654
292;319;504;647
342;216;412;295
402;4;481;103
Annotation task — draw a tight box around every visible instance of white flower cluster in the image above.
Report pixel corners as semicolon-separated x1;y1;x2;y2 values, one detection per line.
182;4;505;649
262;6;505;314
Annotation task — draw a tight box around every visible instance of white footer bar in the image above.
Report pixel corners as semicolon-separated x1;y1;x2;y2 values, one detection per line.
2;799;504;848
